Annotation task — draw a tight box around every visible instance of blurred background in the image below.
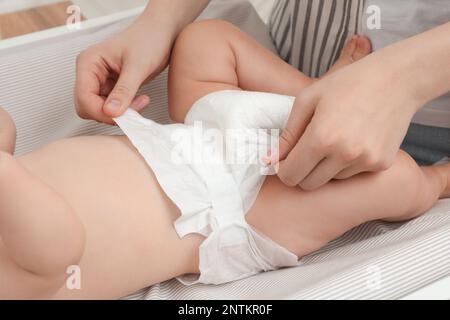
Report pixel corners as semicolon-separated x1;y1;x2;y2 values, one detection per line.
0;0;274;39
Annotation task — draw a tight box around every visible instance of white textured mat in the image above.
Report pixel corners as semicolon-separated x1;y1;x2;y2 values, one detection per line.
0;0;448;300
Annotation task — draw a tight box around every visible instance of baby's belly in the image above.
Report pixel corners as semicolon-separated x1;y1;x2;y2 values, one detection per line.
17;135;201;299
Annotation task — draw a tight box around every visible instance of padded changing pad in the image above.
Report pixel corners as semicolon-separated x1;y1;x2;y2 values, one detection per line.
126;200;450;299
0;0;448;299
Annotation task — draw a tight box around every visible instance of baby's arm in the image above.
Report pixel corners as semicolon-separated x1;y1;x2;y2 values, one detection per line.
168;20;450;257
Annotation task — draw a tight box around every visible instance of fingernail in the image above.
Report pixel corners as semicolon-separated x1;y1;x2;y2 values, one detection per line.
106;99;121;111
135;97;148;110
261;155;272;166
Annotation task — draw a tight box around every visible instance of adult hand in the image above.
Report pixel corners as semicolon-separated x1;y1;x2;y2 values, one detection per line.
277;54;421;190
75;19;174;124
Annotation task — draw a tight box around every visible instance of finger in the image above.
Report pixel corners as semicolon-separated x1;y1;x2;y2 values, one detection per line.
75;78;114;124
130;95;151;113
100;78;116;97
276;92;317;163
75;53;115;124
75;59;101;117
103;63;145;118
299;156;349;190
277;123;327;187
334;165;367;180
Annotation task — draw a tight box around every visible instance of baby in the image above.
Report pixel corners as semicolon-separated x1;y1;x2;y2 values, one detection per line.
0;20;449;299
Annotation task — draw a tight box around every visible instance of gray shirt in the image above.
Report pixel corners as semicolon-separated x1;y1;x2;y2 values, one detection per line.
362;0;450;128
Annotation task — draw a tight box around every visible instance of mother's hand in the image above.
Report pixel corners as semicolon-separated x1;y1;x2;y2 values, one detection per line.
74;0;210;125
75;19;172;125
277;55;420;190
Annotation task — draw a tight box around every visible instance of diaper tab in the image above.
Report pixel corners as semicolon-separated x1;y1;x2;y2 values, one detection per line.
204;167;247;231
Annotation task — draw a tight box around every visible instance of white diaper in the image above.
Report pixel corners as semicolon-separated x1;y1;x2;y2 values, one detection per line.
114;90;300;285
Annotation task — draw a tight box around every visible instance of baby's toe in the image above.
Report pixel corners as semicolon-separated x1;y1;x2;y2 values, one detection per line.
352;36;372;61
340;36;358;60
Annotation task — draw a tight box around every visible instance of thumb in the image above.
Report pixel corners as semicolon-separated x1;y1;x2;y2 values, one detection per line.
277;93;317;162
103;64;143;117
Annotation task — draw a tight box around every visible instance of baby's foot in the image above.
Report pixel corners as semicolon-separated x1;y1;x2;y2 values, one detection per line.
326;35;372;75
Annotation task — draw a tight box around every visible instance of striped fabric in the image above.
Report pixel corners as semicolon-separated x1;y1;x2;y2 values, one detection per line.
270;0;364;77
0;0;448;300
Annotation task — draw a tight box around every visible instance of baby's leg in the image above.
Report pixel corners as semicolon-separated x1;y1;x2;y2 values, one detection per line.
0;112;85;298
247;152;449;257
169;20;448;258
169;20;370;123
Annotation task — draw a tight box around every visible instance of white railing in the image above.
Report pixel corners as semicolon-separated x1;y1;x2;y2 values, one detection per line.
0;0;63;14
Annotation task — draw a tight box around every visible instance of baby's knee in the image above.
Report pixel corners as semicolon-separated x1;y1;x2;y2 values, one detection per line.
170;19;243;69
172;20;229;63
169;20;239;122
170;20;238;76
174;20;236;49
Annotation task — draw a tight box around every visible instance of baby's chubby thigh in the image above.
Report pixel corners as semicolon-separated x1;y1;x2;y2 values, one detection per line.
18;135;202;299
245;176;360;258
246;151;428;258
